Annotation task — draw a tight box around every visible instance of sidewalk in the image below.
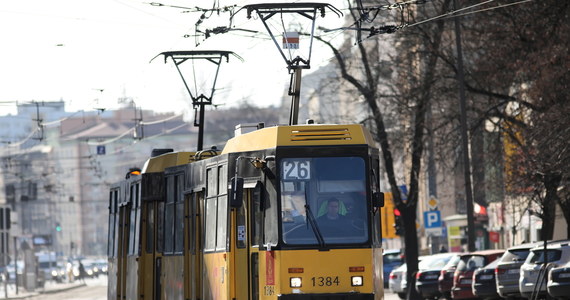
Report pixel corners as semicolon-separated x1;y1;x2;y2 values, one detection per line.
0;281;86;299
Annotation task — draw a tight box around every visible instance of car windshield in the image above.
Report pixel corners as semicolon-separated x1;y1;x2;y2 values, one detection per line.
442;253;461;270
280;157;368;246
420;254;456;270
485;258;500;269
502;248;531;263
528;249;562;264
457;255;487;271
384;252;403;264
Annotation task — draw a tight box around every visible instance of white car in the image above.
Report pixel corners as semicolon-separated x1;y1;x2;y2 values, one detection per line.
548;260;570;299
519;240;570;299
389;263;407;299
388;256;427;299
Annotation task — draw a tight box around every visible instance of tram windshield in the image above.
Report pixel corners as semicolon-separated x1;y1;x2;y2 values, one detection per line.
280;156;368;245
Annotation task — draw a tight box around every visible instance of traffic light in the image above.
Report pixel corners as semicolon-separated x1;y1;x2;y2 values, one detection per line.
55;222;62;232
393;208;404;236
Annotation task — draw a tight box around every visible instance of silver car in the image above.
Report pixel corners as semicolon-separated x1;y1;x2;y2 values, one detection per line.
519;240;570;299
548;261;570;299
496;241;542;298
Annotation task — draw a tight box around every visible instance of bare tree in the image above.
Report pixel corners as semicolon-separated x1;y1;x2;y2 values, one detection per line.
456;0;570;239
312;0;455;298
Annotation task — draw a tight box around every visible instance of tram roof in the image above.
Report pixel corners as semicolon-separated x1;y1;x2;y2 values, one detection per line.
141;152;195;173
221;124;375;154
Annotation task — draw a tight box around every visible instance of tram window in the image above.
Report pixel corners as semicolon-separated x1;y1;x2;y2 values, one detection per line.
108;189;117;257
371;158;382;247
216;195;228;251
128;185;137;255
251;184;263;247
372;211;381;246
218;165;227;195
174;176;184;253
207;168;216;197
164;176;175;254
157;202;165;253
134;183;141;255
186;194;195;254
204;197;217;252
146;203;154;253
114;201;120;257
280;157;369;245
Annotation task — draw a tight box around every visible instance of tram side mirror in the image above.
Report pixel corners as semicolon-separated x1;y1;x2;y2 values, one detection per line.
372;192;384;208
230;177;244;208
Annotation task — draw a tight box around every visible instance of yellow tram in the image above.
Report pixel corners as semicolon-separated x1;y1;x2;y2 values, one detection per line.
108;122;385;300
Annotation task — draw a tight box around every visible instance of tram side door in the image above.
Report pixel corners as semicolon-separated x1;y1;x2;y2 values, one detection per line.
140;201;156;300
186;192;203;300
117;203;131;300
233;185;261;300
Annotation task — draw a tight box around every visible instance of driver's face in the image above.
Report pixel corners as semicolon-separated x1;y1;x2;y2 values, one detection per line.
327;202;339;215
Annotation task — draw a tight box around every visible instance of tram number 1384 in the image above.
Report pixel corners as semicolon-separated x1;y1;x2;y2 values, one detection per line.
311;276;340;286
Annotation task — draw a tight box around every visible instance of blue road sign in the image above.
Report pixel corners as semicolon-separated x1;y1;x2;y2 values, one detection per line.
424;210;442;228
97;145;106;155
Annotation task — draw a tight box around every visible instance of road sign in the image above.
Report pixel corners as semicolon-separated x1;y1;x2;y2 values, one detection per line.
424;210;442;235
424;210;442;228
283;32;299;49
427;196;438;210
97;145;106;155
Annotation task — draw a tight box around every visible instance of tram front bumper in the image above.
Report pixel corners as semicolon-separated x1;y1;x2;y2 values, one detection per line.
279;293;374;300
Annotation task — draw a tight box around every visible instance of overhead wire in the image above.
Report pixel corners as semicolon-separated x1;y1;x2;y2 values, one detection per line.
2;128;39;148
436;0;534;22
407;0;496;28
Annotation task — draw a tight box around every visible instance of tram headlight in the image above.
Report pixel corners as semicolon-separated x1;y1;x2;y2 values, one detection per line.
290;277;302;288
351;276;363;286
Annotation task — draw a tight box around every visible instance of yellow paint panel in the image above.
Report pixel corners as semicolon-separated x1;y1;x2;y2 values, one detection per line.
381;192;397;239
222;124;376;154
270;249;374;296
142;152;194;173
126;257;139;300
163;256;184;299
203;252;230;300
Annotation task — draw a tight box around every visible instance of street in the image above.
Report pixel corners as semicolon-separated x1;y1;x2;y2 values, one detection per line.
15;276;106;300
18;276;400;300
384;290;401;300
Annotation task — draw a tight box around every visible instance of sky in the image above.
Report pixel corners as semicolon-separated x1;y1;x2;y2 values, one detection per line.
0;0;349;117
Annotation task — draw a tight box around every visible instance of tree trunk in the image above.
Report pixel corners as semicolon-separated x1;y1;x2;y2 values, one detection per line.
540;173;561;240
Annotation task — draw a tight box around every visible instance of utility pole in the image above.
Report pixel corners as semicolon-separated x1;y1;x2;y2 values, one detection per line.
453;0;476;252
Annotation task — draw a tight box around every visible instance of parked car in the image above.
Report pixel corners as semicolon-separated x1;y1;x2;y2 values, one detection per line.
438;252;462;299
93;259;108;275
547;261;570;299
520;240;570;299
415;253;459;299
389;263;408;299
384;249;403;287
472;258;500;299
452;249;504;299
5;261;23;284
389;256;426;299
495;241;543;299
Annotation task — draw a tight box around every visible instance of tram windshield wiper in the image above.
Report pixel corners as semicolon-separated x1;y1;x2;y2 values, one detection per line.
303;190;327;250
